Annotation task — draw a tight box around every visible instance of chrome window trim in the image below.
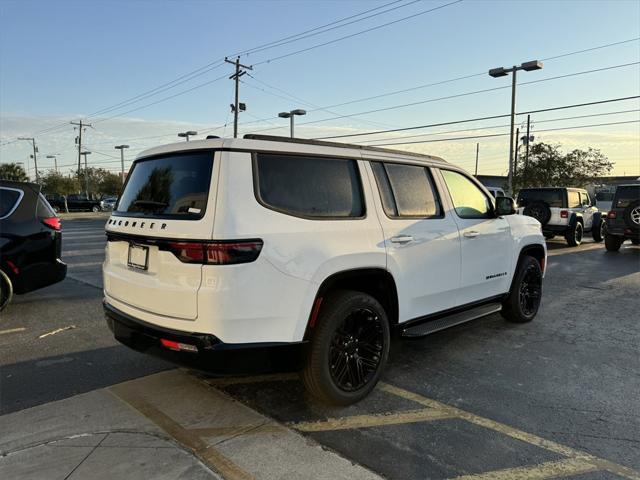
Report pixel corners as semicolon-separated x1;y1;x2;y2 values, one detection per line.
0;187;25;220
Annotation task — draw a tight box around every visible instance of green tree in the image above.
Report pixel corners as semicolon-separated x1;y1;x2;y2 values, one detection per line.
72;167;123;196
0;163;29;182
514;142;613;191
40;170;80;195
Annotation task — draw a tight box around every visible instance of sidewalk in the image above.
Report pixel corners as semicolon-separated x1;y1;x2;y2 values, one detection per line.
0;370;381;480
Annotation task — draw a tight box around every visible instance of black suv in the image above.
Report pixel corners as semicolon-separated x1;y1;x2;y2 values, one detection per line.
0;181;67;310
604;184;640;251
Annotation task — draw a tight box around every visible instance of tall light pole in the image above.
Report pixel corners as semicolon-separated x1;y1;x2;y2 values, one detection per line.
278;109;307;138
114;145;130;185
81;151;91;196
17;137;39;183
178;131;198;141
488;60;543;195
46;154;60;173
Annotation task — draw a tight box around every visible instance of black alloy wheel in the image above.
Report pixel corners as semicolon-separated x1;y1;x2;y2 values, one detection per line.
519;263;543;317
302;290;390;405
329;308;384;392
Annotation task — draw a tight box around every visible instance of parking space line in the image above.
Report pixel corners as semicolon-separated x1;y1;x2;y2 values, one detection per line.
109;385;254;480
379;383;640;480
290;408;453;432
204;373;299;386
0;327;26;336
449;457;598;480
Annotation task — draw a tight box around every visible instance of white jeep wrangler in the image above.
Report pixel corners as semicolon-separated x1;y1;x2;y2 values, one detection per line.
103;135;546;405
516;187;605;247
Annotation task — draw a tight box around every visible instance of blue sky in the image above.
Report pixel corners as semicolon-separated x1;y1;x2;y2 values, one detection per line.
1;0;639;177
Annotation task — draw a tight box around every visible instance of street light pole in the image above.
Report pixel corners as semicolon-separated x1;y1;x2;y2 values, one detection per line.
17;137;39;183
488;60;543;195
178;131;197;141
114;145;130;185
278;109;307;138
46;154;60;173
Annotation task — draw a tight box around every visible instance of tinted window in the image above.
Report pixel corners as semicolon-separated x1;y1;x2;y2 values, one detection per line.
441;170;492;219
615;186;640;208
0;188;21;218
517;189;564;208
567;191;581;208
596;191;614;201
372;162;440;217
255;153;364;218
117;151;214;219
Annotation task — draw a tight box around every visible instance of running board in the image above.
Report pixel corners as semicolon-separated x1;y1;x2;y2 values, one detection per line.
402;303;502;338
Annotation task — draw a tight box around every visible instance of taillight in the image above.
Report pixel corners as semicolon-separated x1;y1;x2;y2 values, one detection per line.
160;338;198;353
165;239;263;265
42;217;61;231
560;210;568;219
607;211;617;219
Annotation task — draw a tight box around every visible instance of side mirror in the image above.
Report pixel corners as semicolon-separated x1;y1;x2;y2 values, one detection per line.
496;196;516;216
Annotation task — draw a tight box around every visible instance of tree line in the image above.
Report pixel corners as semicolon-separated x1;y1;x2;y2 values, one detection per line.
0;164;123;196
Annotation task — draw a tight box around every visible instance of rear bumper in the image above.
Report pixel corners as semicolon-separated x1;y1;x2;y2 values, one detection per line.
605;222;640;239
542;225;570;235
104;301;306;374
13;259;67;294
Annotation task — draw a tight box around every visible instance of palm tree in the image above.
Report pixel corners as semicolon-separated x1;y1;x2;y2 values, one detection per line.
0;163;29;182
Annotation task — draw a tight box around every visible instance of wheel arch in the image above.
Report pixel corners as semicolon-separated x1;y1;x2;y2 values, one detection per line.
517;243;546;275
303;268;399;340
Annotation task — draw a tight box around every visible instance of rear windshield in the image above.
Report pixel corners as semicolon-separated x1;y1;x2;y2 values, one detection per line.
614;186;640;208
116;150;214;219
517;189;564;208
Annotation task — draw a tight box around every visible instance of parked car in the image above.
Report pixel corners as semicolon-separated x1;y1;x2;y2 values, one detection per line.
604;184;640;251
517;187;605;246
0;181;67;311
102;196;118;210
66;194;103;212
44;193;67;213
486;187;506;198
103;135;546;405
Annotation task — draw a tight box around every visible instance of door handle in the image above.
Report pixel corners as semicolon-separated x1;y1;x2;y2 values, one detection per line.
463;230;480;238
390;235;414;244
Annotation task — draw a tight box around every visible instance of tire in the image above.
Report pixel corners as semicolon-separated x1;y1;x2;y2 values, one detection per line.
604;233;623;252
91;206;100;213
565;221;583;247
591;219;605;243
543;233;555;240
523;201;552;226
501;256;543;323
301;290;390;405
623;200;640;232
0;269;13;312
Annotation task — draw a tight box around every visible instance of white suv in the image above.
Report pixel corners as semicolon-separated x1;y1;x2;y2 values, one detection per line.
516;187;605;246
103;135;546;405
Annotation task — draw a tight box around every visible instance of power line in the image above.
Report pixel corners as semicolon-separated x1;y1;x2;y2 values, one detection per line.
313;95;640;140
368;119;640;146
354;108;640;144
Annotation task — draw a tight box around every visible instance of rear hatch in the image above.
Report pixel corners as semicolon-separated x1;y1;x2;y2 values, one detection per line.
104;149;217;320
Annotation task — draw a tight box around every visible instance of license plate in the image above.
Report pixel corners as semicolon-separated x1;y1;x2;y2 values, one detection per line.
128;244;149;270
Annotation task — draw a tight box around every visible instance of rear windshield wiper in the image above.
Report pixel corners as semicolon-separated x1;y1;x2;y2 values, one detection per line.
132;200;169;211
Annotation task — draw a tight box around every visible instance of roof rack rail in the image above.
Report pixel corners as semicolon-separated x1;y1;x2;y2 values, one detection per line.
242;134;446;163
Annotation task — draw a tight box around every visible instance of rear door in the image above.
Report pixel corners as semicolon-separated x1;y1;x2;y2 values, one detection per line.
104;150;218;320
367;160;461;320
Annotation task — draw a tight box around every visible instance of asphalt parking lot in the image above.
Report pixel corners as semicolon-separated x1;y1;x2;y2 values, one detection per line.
1;216;639;479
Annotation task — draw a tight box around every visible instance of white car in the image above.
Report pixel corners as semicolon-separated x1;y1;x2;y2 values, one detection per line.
516;187;605;247
103;135;546;405
486;187;506;198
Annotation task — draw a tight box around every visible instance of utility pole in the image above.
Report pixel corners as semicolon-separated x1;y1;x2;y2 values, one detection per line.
81;151;91;197
474;142;479;177
525;114;531;171
513;127;520;181
225;57;252;138
17;137;39;183
71;120;92;187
